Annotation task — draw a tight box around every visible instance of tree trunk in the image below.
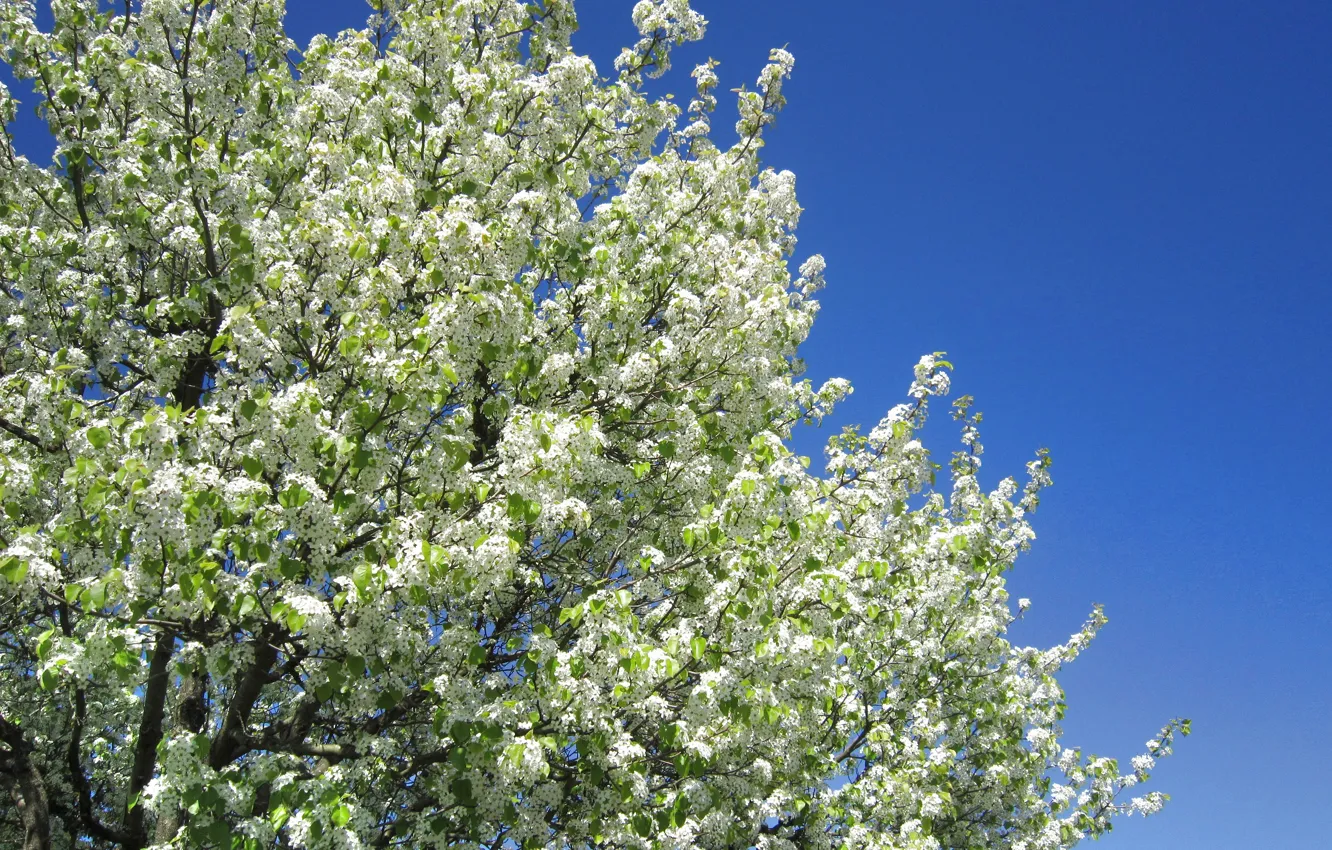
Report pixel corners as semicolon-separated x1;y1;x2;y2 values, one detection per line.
0;715;52;850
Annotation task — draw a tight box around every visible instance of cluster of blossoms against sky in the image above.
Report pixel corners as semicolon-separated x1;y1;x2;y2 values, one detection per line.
0;1;1182;849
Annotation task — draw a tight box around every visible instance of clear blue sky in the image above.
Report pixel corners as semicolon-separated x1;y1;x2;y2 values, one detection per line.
5;2;1329;847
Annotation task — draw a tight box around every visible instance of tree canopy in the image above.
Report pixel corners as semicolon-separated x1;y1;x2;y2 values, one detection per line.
0;1;1184;848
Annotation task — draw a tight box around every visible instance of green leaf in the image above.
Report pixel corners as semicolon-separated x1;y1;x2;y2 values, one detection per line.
86;426;111;448
632;812;653;838
278;484;311;509
352;563;373;594
671;792;690;827
690;635;707;661
0;556;27;585
375;686;402;710
450;777;476;807
331;803;351;828
338;336;362;358
269;804;290;829
208;332;232;355
506;492;529;523
203;820;231;847
35;628;54;662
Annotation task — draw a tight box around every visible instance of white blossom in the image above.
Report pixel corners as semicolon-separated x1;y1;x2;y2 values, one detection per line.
0;2;1184;848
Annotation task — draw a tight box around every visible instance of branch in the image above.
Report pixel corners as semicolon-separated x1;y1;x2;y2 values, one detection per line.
335;525;382;557
0;417;56;453
0;713;52;850
122;631;173;850
282;742;358;761
67;686;129;845
208;632;278;769
153;664;208;845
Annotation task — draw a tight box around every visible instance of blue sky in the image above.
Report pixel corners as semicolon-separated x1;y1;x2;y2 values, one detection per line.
5;2;1330;847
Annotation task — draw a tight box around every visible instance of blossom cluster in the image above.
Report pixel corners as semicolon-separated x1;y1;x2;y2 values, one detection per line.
0;1;1182;849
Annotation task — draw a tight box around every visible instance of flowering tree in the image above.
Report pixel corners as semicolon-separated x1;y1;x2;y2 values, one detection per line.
0;1;1185;848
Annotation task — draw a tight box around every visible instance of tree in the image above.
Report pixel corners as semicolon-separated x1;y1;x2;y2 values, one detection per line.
0;1;1185;848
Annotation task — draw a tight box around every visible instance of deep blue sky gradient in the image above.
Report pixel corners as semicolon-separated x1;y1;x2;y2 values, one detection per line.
4;2;1329;847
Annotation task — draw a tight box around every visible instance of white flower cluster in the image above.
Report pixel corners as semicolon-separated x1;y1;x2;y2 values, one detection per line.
0;1;1183;848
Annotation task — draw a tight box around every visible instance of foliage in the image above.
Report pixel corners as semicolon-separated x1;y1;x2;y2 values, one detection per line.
0;1;1184;848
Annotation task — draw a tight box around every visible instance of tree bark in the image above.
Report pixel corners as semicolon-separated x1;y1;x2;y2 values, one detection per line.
153;668;208;845
0;714;52;850
122;631;174;850
209;634;278;769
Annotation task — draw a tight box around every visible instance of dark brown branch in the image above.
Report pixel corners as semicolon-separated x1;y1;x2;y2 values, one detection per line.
468;364;496;466
169;293;223;410
66;687;129;845
336;526;383;557
154;664;208;844
55;601;127;843
0;417;55;453
0;713;52;850
209;632;278;769
122;631;173;850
